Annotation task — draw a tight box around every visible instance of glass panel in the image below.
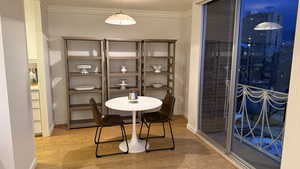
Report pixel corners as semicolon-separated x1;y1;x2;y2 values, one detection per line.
232;0;298;168
200;0;236;148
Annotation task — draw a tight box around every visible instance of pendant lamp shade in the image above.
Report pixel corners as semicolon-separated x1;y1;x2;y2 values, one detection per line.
254;22;283;30
105;12;136;25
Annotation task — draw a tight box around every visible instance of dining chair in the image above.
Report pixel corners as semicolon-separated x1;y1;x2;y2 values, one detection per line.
138;93;176;152
90;98;129;158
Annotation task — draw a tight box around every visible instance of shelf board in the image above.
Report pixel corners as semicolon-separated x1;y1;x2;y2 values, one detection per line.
144;86;170;91
110;87;139;92
63;36;103;41
143;39;177;43
70;119;97;129
110;72;139;77
68;56;101;60
143;71;170;75
70;103;101;111
109;56;139;60
69;72;102;77
106;38;141;42
146;56;174;59
69;88;102;95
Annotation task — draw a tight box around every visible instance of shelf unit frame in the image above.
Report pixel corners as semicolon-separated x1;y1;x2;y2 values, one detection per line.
64;37;105;129
142;39;176;98
105;39;142;100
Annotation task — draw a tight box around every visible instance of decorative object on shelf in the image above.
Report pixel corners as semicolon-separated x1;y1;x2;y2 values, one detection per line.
29;67;38;85
152;65;162;73
152;83;163;88
128;91;138;103
92;48;98;56
118;79;128;90
74;86;96;91
77;64;92;75
120;65;128;73
105;11;136;25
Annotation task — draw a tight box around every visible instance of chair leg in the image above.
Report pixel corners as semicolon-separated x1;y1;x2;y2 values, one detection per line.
139;121;165;140
139;120;144;139
145;122;152;152
95;126;129;158
94;127;100;144
168;120;175;150
95;126;123;144
95;127;103;158
144;120;175;152
162;122;166;138
121;125;129;153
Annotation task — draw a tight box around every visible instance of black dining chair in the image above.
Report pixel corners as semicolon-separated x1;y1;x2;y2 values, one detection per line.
90;98;129;158
138;93;176;152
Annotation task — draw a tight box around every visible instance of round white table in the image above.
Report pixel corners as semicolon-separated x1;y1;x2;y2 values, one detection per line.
105;96;162;153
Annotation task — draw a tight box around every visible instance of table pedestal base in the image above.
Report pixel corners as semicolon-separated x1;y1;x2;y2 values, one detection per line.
119;138;149;153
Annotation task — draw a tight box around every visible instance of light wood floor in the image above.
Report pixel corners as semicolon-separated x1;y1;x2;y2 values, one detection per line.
35;116;237;169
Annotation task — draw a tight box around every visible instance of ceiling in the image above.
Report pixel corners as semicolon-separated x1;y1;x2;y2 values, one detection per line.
46;0;193;11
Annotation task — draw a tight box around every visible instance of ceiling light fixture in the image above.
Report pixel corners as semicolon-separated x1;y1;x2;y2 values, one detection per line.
254;22;283;30
105;11;136;25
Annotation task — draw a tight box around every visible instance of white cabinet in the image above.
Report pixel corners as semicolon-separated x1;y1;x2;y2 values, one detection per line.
31;88;42;135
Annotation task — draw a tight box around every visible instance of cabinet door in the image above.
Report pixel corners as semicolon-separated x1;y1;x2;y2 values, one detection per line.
31;91;40;100
32;108;41;121
33;121;42;134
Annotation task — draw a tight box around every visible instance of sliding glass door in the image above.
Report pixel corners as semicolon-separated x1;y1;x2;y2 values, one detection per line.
199;0;236;148
199;0;298;168
231;0;298;168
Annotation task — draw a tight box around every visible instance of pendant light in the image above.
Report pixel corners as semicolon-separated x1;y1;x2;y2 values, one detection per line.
105;0;136;25
105;11;136;25
254;22;282;30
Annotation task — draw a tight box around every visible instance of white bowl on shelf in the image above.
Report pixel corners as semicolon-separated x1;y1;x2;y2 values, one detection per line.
77;64;92;74
74;86;95;91
152;83;163;88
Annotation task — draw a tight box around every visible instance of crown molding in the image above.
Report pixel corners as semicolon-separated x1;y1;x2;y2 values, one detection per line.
48;5;190;19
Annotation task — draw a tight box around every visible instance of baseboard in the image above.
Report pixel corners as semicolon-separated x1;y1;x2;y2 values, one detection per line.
55;120;67;125
29;158;37;169
49;123;55;136
186;123;197;133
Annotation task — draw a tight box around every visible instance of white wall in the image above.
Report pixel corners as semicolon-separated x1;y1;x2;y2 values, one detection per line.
0;16;16;169
187;2;203;132
24;0;54;136
280;4;300;169
181;10;192;119
0;0;36;168
47;6;192;124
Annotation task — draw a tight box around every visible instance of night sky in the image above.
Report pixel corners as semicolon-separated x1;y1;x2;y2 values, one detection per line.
242;0;299;42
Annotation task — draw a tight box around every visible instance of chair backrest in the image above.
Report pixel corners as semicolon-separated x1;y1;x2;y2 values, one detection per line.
160;92;176;119
89;98;103;126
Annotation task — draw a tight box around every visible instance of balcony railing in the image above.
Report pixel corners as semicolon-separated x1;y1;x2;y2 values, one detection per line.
234;83;288;161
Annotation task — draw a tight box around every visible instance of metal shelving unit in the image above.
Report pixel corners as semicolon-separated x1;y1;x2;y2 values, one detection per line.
64;37;105;129
142;40;176;99
64;37;176;129
105;39;142;117
105;39;142;99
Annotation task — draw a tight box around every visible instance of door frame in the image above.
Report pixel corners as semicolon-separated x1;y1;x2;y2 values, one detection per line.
196;0;256;168
196;0;240;151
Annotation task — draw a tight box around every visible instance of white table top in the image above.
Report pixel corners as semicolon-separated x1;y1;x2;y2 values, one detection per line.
105;96;162;112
